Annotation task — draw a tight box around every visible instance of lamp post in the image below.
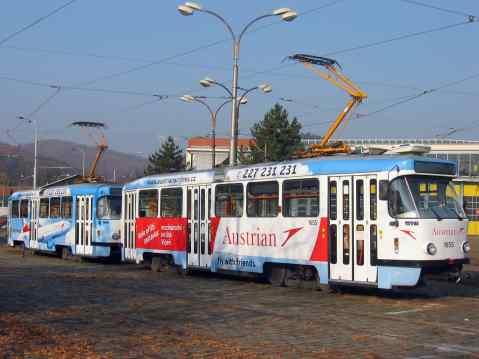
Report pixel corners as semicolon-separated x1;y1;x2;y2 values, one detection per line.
72;147;86;177
178;3;297;166
181;95;247;168
17;115;38;189
199;78;272;162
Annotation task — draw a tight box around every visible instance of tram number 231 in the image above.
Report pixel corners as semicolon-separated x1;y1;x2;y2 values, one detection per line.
241;164;297;179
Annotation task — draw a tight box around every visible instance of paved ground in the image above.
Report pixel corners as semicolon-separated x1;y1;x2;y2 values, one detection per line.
1;241;479;358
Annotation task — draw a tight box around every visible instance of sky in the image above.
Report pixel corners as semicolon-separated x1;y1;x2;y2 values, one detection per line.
0;0;478;156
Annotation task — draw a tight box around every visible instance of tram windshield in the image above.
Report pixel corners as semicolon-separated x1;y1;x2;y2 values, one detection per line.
388;175;465;220
97;196;122;220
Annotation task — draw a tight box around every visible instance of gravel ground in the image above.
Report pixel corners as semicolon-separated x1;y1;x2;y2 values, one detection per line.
1;239;479;358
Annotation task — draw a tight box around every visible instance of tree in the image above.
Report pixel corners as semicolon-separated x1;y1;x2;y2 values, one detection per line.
247;103;303;164
145;136;185;175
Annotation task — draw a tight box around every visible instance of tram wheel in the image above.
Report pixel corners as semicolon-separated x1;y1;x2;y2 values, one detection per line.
151;256;167;272
61;246;72;260
266;265;287;287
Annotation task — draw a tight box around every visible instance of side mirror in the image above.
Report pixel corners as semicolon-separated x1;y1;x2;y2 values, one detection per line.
379;180;389;201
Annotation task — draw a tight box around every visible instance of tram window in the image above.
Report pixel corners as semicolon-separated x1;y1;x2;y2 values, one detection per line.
343;181;350;220
329;181;337;220
355;180;364;220
215;183;243;217
370;225;378;266
20;200;29;218
62;197;72;218
283;179;319;217
200;189;205;221
97;196;122;219
161;188;183;217
330;224;337;264
343;224;350;265
139;190;158;218
247;181;279;217
50;197;61;218
39;198;49;218
370;179;377;221
208;188;211;219
11;200;19;218
356;239;364;266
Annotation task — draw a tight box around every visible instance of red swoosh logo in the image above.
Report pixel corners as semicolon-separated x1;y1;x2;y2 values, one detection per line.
281;227;303;247
400;229;416;240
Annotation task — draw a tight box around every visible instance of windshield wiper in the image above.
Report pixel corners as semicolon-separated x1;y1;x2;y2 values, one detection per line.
429;207;442;221
451;207;464;221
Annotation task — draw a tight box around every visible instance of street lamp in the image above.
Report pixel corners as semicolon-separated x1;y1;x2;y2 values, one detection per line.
178;3;297;165
72;147;86;177
181;95;243;169
18;84;60;190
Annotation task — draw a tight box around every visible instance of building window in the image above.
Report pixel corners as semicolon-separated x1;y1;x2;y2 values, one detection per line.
459;154;471;177
247;181;279;217
464;195;479;221
215;184;243;217
283;179;319;217
161;188;183;217
471;154;479;177
139;190;158;218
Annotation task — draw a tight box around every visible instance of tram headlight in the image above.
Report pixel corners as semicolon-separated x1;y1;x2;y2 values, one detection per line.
462;241;471;254
426;243;437;256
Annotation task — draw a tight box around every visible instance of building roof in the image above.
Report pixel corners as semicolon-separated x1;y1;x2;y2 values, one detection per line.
187;136;253;149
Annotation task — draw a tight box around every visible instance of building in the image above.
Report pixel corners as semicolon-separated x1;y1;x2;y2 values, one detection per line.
186;137;253;170
186;136;479;235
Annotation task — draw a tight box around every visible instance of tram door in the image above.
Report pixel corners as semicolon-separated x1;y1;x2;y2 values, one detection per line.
30;198;39;249
353;176;378;283
328;177;353;281
123;191;137;261
75;195;93;256
187;186;212;268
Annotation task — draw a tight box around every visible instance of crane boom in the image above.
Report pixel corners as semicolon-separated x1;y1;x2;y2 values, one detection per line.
289;54;367;157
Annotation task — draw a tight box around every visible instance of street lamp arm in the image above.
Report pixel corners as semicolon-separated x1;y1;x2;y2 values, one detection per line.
200;9;236;42
192;97;215;120
214;99;233;123
213;81;233;97
237;86;259;105
238;14;275;44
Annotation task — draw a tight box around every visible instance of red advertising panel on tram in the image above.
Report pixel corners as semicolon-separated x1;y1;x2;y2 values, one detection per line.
135;217;187;251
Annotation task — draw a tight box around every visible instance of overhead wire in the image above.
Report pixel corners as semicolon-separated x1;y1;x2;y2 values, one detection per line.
357;72;479;118
397;0;477;19
0;0;80;47
241;15;478;80
69;0;347;88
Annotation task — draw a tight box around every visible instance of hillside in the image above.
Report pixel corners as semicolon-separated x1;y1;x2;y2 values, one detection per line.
0;139;147;185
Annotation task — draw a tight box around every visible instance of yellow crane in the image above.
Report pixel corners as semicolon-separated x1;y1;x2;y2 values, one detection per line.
289;54;367;157
70;121;108;183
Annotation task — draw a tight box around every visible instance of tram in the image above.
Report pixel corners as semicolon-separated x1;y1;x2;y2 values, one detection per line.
7;190;35;247
8;183;123;260
121;155;470;289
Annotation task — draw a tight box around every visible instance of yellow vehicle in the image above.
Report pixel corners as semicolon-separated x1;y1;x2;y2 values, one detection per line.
289;54;367;157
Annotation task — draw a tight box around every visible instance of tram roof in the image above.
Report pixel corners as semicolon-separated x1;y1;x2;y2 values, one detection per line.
38;183;123;197
124;155;456;190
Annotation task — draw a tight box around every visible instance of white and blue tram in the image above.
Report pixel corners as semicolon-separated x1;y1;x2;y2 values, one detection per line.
7;190;34;247
8;183;123;259
122;155;470;289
